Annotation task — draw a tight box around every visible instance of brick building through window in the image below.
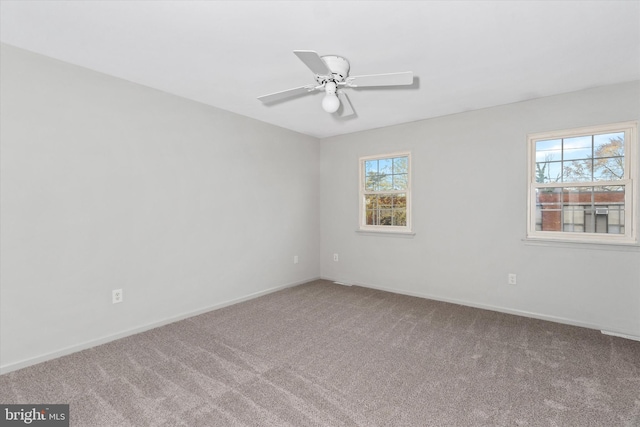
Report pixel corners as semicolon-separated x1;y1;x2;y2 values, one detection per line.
536;188;625;234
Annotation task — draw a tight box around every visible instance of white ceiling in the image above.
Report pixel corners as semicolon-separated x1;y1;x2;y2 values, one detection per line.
1;1;639;138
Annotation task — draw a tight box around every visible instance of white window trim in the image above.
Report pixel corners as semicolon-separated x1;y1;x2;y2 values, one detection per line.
526;121;638;245
358;151;412;233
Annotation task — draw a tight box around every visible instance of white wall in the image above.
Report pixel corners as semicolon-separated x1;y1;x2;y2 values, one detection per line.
320;81;640;337
0;44;320;372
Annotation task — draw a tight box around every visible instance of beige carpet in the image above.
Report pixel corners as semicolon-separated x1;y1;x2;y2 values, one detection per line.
1;279;639;426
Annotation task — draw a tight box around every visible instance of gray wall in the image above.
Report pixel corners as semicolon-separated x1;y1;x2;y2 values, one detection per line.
320;81;640;337
0;44;320;372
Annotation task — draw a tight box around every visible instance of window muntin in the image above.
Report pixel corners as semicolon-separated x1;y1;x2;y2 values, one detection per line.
528;122;636;244
360;153;411;231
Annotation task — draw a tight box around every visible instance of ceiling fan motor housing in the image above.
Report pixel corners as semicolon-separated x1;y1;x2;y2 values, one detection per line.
318;55;350;83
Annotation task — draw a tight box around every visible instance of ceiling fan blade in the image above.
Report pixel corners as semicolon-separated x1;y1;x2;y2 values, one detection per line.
337;91;354;117
347;71;413;87
258;85;316;103
294;50;332;76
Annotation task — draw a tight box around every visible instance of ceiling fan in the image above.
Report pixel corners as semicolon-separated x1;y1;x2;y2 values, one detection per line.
257;50;413;117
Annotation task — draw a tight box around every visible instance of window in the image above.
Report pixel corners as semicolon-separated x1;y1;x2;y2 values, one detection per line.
359;152;411;232
527;121;637;244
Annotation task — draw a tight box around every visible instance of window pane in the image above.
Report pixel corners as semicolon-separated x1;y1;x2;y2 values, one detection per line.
392;209;407;226
379;209;392;225
393;194;407;208
605;204;625;227
573;206;585;224
379;158;392;175
594;132;624;158
536;188;563;231
563;206;575;224
594;157;624;181
536;206;562;231
393;157;408;174
563;159;593;182
393;173;408;190
378;195;392;209
378;174;392;191
392;195;407;226
563;205;586;231
365;160;378;174
563;135;592;161
535;161;562;183
366;172;388;191
535;139;562;162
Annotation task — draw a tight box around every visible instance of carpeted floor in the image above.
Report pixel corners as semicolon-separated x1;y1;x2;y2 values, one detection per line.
1;279;639;426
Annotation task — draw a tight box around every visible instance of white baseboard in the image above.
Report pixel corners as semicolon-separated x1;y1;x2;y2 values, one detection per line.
322;276;639;336
0;277;319;375
332;281;352;286
600;330;640;342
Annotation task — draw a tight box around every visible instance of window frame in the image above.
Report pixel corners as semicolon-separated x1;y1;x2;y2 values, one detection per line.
526;121;637;245
359;151;412;233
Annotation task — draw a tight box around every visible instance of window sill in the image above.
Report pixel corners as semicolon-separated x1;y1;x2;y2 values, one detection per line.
356;229;416;237
523;237;640;251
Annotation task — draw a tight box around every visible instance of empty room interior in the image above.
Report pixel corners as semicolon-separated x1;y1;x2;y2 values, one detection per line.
1;1;640;426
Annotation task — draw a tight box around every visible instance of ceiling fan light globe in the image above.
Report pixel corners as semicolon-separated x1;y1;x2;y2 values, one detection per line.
322;94;340;113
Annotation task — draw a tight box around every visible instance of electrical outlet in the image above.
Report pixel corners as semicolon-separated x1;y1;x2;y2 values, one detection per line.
293;255;299;264
508;274;517;285
112;289;123;304
333;253;339;262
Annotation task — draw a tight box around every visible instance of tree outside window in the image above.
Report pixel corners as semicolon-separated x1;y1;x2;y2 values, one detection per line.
360;153;411;232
